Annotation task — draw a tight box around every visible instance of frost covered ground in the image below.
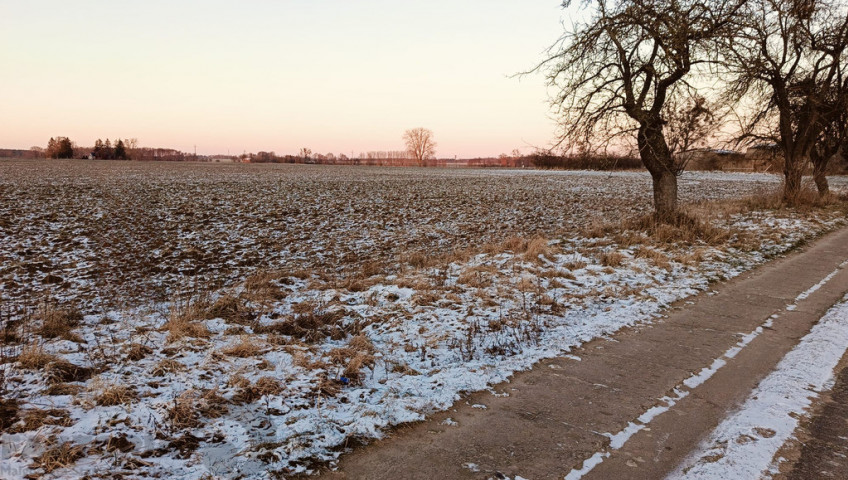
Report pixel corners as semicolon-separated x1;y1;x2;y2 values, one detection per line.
1;159;848;479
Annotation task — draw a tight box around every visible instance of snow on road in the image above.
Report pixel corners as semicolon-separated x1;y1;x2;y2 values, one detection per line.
670;295;848;480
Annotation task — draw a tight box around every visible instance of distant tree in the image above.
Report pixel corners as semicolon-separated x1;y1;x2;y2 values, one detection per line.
46;137;74;159
125;138;139;160
114;139;128;160
403;128;437;166
299;147;312;162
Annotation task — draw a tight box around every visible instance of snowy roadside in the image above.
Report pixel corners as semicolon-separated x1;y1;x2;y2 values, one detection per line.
668;294;848;480
1;209;847;479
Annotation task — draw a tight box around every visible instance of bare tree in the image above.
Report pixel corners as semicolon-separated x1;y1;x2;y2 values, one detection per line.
720;0;848;202
299;147;312;161
403;128;437;166
535;0;744;219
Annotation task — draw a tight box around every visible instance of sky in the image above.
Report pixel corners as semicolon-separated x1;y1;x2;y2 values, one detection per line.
0;1;569;158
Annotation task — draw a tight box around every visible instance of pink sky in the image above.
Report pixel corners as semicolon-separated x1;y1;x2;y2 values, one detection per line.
1;1;567;158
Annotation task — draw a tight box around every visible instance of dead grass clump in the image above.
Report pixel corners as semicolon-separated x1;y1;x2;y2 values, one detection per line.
626;211;731;245
36;304;84;342
524;236;554;263
168;391;201;429
740;185;837;211
233;377;284;404
18;345;58;369
673;248;707;266
44;383;83;396
206;294;254;324
255;309;347;343
502;236;529;253
600;251;625;267
162;302;211;342
327;335;377;385
31;442;85;474
96;385;138;406
564;259;588;270
401;251;431;269
0;398;19;432
582;219;617;239
412;291;441;306
221;336;263;358
45;359;93;384
10;408;73;433
634;246;671;269
151;358;185;376
125;343;153;361
242;271;285;303
457;265;496;288
196;388;229;419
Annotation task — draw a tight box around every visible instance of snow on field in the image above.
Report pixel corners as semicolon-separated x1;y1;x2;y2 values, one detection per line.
1;161;847;479
669;295;848;480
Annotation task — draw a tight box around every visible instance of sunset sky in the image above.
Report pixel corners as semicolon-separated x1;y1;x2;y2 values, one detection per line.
1;1;569;158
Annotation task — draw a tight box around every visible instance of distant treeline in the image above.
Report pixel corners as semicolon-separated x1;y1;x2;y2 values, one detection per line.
5;137;643;171
529;152;643;170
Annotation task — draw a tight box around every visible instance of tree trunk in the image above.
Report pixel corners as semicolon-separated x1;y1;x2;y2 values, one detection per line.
782;154;805;204
637;119;679;220
652;171;679;220
811;151;830;197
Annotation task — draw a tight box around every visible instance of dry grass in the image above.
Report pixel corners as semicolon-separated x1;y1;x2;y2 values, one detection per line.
125;343;153;361
233;376;285;404
44;383;83;396
242;271;285;304
523;236;554;263
18;345;58;369
600;251;625;267
168;391;202;429
634;246;671;269
8;408;73;433
36;304;83;342
162;300;211;342
625;212;731;246
151;358;185;376
96;384;138;406
254;308;348;343
207;294;254;324
45;359;93;384
221;336;263;358
31;442;85;474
